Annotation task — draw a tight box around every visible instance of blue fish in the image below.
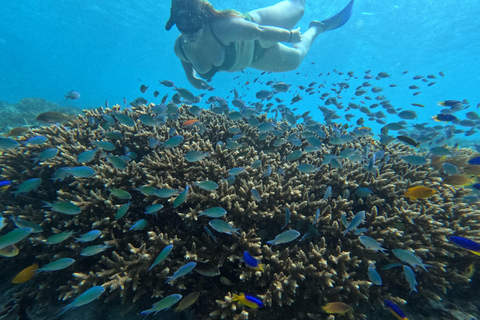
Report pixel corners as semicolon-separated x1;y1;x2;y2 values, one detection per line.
468;156;480;165
384;299;408;320
243;251;265;271
449;236;480;255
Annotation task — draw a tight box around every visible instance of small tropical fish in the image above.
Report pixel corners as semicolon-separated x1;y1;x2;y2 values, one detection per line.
282;208;291;230
198;207;227;218
220;276;233;286
343;211;365;237
198;228;216;245
396;136;419;148
209;219;241;235
156;188;179;198
432;114;457;122
267;229;300;245
322;302;351;314
67;166;96;178
355;187;372;198
10;217;42;233
442;174;475;186
182;119;199;127
45;231;74;245
384;299;408;320
368;265;382;286
175;292;200;312
11;263;39;284
139;114;158;126
166;262;196;284
149;245;173;271
114;113;135;127
32;148;58;163
358;236;388;253
228;167;246;176
297;163;318;174
130;219;147;231
442;163;461;175
13;178;42;197
109;188;132;200
401;155;427;166
251;188;262;202
76;149;98;163
141;294;182;315
23;135;47;145
91;141;116;151
193;262;220;277
313;208;320;225
59;286;105;316
403;265;417;293
404;186;436;200
42;201;82;215
392;249;431;272
144;204;164;217
164;135;184;148
65;90;80;100
194;181;218;191
36;258;75;272
106;155;127;170
468;156;480;165
232;293;264;309
0;244;19;257
80;244;111;256
448;236;480;255
0;180;12;192
75;230;101;243
243;251;265;272
173;185;190;208
285;150;303;162
115;202;131;220
134;186;158;196
0;227;33;250
0;137;20;149
185;150;208;162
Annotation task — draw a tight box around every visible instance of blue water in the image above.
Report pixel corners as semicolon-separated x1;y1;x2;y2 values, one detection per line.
1;0;479;139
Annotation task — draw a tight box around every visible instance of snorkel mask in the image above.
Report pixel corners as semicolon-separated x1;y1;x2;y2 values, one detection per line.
165;0;205;34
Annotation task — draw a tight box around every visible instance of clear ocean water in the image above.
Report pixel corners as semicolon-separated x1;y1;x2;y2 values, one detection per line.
1;0;479;135
1;1;480;319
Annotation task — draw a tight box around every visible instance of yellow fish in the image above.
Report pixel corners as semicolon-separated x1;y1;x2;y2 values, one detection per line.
404;186;437;200
0;244;19;257
12;263;38;284
322;302;351;314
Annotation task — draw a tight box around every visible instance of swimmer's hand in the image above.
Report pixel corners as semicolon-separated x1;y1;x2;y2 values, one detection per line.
290;28;302;43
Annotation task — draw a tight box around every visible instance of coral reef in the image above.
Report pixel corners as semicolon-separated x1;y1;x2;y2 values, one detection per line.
0;103;479;319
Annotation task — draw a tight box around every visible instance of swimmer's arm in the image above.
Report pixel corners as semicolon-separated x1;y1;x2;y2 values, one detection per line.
217;18;300;43
174;37;207;89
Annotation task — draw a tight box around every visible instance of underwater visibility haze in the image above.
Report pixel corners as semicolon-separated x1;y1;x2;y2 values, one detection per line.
1;0;480;319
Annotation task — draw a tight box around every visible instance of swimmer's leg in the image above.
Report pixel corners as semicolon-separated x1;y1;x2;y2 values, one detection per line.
248;0;305;30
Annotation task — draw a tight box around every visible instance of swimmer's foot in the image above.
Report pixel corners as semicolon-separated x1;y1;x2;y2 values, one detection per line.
309;20;326;34
317;0;355;32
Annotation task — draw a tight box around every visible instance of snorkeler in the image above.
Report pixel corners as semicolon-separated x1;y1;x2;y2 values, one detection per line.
165;0;355;89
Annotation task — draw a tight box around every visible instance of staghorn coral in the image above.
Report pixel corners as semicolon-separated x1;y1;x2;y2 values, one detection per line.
0;103;479;320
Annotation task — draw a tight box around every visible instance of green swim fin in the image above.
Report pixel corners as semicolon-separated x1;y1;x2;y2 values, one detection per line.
320;0;355;31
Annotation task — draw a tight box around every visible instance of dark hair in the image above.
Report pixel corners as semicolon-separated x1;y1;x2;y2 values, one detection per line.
166;0;243;31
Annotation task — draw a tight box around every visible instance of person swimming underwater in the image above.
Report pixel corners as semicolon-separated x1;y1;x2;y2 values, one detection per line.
165;0;355;89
